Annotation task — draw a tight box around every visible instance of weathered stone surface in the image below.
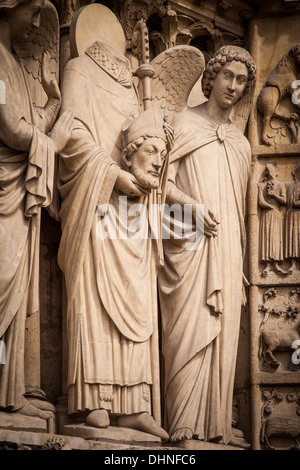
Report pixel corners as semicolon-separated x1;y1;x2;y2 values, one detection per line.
0;429;89;450
177;439;245;451
64;423;164;443
0;412;47;433
0;0;300;452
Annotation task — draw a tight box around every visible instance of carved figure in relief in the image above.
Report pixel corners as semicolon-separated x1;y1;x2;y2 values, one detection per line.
158;45;256;445
261;389;300;450
258;164;287;276
285;162;300;273
259;288;300;369
261;313;300;369
0;0;73;420
262;416;300;450
258;44;300;145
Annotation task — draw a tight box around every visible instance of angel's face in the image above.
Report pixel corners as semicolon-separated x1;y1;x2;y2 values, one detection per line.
8;0;45;43
210;60;248;109
125;137;167;190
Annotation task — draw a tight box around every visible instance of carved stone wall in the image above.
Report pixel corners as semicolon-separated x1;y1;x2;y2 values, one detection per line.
248;0;300;450
7;0;298;450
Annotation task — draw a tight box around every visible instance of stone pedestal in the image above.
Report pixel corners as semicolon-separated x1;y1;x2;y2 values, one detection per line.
64;423;164;443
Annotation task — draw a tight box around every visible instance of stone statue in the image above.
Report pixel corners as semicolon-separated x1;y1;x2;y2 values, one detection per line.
258;164;287;276
285;162;300;273
158;45;256;445
0;0;73;421
57;6;169;440
258;44;300;145
57;4;204;441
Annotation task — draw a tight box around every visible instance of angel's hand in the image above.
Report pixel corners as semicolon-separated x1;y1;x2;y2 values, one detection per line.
41;52;61;101
49;110;74;154
193;205;219;237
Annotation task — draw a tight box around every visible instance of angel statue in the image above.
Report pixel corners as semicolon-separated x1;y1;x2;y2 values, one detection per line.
0;0;73;424
57;4;203;441
157;45;256;447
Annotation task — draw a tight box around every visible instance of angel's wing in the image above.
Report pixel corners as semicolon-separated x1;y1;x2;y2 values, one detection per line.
230;89;254;134
146;45;205;124
14;0;59;108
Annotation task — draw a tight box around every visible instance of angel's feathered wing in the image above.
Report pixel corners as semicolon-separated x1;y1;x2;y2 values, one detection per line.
147;45;205;124
230;89;254;134
14;0;59;108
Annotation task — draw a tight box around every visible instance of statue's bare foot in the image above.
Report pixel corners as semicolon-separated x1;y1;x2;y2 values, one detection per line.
169;427;193;443
18;400;53;420
261;267;270;277
116;412;169;442
288;260;297;274
86;409;110;428
274;263;287;275
229;428;250;449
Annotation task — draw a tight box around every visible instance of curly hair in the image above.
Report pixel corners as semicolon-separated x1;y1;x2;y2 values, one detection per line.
201;45;256;99
122;136;148;159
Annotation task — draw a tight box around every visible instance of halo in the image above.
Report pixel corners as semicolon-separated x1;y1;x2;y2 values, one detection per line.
69;3;126;58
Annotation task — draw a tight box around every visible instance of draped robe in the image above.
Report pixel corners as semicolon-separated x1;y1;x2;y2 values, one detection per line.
285;179;300;259
58;43;163;421
258;179;286;262
158;104;251;443
0;44;55;408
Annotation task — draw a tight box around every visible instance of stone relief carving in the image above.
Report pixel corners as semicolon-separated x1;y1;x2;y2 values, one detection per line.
116;0;166;47
285;161;300;273
261;388;300;450
41;436;69;450
257;162;300;277
59;0;92;25
148;9;223;59
0;0;73;427
258;164;287;276
0;0;298;453
258;44;300;145
157;45;256;446
259;287;300;370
